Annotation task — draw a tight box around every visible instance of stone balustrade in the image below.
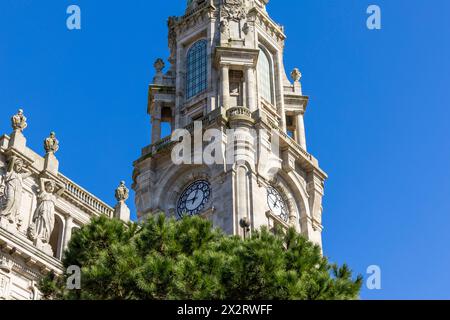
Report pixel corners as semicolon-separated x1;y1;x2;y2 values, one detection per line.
58;175;114;218
143;108;224;157
226;106;253;119
278;129;313;161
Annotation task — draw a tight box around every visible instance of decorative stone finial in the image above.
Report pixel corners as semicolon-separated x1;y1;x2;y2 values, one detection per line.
154;58;165;74
115;181;129;202
11;109;27;132
291;68;302;82
44;132;59;154
114;181;130;222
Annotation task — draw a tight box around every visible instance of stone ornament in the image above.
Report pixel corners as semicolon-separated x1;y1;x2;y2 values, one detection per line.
242;22;250;35
221;0;247;22
0;255;13;273
11;109;27;132
168;19;177;64
44;132;59;154
0;156;32;227
115;181;129;202
154;58;165;74
291;68;302;82
0;176;5;205
27;179;64;252
113;181;131;222
220;19;230;37
0;273;10;299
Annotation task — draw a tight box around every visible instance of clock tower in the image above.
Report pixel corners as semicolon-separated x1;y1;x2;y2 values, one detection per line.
133;0;327;247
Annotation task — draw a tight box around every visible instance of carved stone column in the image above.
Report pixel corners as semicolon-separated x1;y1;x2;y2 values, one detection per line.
151;102;163;144
63;216;73;250
277;53;287;132
221;65;230;108
296;113;307;150
306;170;325;247
151;117;161;144
245;66;256;112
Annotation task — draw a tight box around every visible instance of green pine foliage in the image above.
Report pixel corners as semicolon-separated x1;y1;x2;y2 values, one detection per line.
40;215;362;300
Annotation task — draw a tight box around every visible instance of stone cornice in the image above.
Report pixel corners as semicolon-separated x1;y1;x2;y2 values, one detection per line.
284;95;309;115
248;7;286;44
261;118;328;181
148;84;176;115
1;134;114;220
215;46;260;68
0;228;63;276
173;1;217;36
135;107;327;182
136;108;226;163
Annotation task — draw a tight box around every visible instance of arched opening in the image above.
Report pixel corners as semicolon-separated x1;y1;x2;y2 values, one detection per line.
186;39;208;100
49;215;64;259
161;106;173;138
257;47;274;104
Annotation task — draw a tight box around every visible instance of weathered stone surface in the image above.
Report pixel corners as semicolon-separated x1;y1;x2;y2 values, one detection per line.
134;0;327;246
0;117;114;300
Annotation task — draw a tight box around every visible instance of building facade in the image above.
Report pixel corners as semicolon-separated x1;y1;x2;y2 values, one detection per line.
1;0;328;300
133;0;327;245
0;111;129;300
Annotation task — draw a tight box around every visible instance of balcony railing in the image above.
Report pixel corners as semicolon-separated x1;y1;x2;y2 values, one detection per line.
58;175;114;218
143;108;312;165
278;129;312;161
227;106;252;119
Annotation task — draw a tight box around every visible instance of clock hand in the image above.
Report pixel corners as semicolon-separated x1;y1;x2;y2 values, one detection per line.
269;198;277;207
187;191;195;201
191;190;199;204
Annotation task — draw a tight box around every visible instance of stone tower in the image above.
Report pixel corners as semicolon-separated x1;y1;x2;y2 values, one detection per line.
133;0;327;247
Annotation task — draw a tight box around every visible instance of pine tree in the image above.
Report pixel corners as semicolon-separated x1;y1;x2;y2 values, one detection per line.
40;215;362;300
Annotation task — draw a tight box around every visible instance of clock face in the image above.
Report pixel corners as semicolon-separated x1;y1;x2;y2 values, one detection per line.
177;180;211;219
267;187;289;222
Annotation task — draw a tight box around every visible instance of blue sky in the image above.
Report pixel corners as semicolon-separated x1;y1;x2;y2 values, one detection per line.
1;0;450;300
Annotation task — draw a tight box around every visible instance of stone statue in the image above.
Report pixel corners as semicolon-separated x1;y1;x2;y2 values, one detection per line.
44;132;59;154
0;157;32;226
220;19;230;38
291;68;302;82
114;181;130;222
11;109;27;132
115;181;129;202
27;179;64;245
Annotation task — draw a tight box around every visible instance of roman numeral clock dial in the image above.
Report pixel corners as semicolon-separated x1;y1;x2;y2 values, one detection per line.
177;180;211;219
267;187;289;222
